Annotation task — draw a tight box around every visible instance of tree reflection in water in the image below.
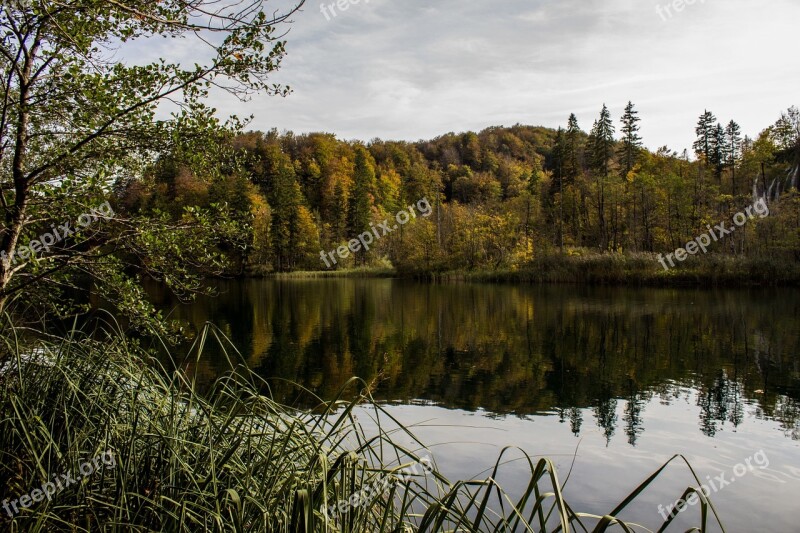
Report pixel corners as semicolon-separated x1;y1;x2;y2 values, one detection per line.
149;280;800;443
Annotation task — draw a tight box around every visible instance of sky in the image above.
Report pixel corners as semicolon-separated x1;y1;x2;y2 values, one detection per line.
135;0;800;153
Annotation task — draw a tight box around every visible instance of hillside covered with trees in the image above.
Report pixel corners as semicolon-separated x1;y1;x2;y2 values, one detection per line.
121;104;800;280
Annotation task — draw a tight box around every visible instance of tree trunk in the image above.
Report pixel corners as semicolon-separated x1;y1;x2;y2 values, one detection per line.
0;43;35;309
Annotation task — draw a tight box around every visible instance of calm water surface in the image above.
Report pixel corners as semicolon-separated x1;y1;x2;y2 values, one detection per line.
151;280;800;532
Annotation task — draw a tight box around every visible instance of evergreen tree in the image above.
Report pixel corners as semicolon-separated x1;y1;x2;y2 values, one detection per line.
725;120;743;194
773;106;800;192
693;110;717;161
589;104;615;177
270;160;303;271
551;127;566;195
565;114;582;182
618;101;642;176
588;120;600;167
588;105;615;250
710;122;726;183
564;114;584;247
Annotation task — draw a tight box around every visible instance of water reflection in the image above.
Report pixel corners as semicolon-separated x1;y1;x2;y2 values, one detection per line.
148;280;800;444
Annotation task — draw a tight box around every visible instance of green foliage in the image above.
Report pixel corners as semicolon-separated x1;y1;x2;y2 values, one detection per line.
589;104;616;179
565;114;583;183
694;110;717;161
0;0;304;330
618;101;643;176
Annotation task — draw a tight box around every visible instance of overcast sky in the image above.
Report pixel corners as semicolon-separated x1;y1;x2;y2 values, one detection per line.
141;0;800;153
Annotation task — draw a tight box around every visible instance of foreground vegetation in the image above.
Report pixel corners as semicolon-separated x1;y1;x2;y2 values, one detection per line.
0;321;725;532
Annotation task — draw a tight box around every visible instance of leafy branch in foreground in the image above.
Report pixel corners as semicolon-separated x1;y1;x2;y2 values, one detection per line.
0;320;726;532
0;0;303;328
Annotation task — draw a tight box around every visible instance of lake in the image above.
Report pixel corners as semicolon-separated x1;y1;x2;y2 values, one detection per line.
150;279;800;531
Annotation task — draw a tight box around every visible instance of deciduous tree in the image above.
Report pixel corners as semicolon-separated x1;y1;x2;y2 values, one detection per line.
0;0;304;325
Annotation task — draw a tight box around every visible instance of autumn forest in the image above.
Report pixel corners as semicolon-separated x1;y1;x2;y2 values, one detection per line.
120;104;800;281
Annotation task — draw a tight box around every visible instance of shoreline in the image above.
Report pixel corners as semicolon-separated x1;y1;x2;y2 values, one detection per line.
251;253;800;287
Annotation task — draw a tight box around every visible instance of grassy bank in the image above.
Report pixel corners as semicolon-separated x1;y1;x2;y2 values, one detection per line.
0;322;724;532
429;253;800;286
270;266;397;279
260;253;800;286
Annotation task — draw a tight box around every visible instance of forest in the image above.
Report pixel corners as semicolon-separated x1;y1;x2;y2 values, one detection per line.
121;104;800;279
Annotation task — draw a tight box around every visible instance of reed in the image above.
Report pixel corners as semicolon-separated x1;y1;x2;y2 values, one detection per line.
0;319;725;532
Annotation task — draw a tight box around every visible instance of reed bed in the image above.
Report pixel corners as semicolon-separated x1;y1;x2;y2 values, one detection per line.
271;267;397;279
0;320;725;532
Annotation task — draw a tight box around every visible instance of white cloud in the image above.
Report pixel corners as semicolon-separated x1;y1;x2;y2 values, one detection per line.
126;0;800;151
